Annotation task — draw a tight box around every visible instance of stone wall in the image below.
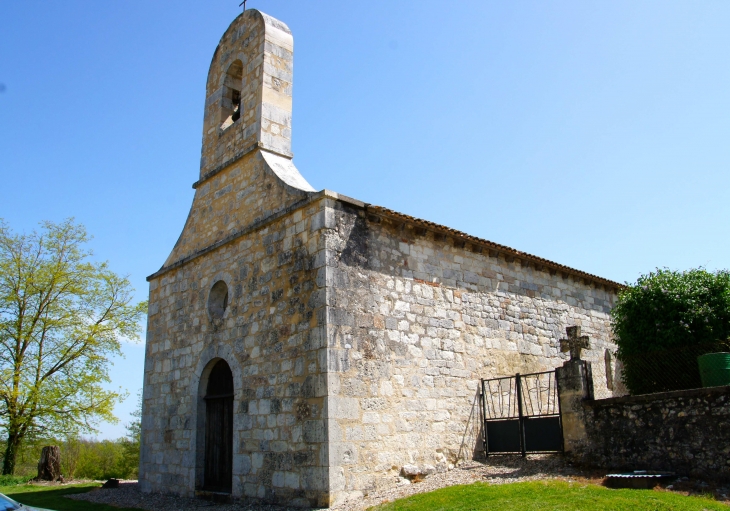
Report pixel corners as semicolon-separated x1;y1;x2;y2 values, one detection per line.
140;169;331;507
322;199;620;505
581;386;730;481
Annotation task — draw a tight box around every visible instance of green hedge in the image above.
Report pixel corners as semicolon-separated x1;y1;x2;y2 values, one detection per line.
611;268;730;395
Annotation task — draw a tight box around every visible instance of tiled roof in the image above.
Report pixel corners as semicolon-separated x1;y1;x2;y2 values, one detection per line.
366;205;624;291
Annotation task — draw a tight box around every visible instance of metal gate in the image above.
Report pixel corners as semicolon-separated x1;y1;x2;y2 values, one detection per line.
480;371;563;456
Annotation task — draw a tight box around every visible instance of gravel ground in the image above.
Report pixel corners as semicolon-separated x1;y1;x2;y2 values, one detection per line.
335;455;587;510
66;455;585;510
65;455;730;510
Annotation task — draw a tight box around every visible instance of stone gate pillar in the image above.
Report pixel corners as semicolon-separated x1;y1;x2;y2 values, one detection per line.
556;326;594;456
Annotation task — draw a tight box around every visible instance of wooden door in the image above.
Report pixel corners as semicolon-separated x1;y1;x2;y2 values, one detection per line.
203;360;234;492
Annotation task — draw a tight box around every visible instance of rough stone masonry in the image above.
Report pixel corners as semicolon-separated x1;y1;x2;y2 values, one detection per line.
139;9;623;508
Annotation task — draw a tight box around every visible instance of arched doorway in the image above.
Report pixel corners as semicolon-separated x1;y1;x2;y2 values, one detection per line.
203;359;233;492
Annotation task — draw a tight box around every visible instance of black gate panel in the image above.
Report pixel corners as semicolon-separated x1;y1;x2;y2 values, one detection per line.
486;419;521;453
523;416;562;452
481;371;563;456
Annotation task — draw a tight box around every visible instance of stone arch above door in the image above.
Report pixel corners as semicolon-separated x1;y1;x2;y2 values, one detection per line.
192;344;244;495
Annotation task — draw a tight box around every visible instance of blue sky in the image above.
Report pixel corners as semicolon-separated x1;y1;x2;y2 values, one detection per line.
2;0;729;438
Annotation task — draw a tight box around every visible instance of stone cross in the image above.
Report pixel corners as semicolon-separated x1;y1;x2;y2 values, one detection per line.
560;326;590;360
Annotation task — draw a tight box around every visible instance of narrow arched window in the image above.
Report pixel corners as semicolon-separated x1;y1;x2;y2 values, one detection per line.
220;60;243;130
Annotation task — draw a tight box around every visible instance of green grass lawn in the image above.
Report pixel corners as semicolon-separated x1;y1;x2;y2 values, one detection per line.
369;480;728;511
0;483;142;511
2;479;725;511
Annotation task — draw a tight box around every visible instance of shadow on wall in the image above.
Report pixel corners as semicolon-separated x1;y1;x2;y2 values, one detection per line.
337;204;370;269
458;387;485;462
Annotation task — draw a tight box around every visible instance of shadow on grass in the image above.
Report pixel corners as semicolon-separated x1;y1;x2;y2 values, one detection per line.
5;485;143;511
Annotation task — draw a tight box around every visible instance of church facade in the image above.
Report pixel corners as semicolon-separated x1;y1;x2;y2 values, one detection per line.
139;10;621;508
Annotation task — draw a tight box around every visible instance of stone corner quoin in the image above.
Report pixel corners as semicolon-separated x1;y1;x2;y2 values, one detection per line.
139;8;621;509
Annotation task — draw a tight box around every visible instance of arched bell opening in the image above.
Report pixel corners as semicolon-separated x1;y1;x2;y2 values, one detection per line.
201;359;234;493
220;60;243;130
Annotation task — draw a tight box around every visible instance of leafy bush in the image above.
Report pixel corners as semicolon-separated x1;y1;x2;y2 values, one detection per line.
611;268;730;394
73;440;121;480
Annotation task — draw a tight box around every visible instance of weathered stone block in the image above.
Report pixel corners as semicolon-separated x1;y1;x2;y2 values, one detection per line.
328;398;360;420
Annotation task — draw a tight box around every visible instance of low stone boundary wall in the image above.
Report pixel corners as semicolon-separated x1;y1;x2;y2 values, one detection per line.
581;385;730;481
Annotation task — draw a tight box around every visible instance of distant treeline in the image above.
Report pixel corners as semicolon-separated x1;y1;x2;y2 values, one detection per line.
0;435;140;482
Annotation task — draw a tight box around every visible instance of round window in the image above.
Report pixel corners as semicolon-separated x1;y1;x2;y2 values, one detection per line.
208;280;229;320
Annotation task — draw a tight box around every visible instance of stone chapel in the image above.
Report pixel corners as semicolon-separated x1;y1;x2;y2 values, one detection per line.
139;9;622;508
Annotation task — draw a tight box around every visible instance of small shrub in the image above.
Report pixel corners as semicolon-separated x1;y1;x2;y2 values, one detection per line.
0;474;32;486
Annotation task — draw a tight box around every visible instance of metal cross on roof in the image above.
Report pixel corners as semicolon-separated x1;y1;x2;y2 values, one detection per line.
239;0;247;11
560;326;590;360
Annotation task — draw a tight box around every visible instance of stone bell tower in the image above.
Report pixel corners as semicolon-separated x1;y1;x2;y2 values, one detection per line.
157;9;315;268
200;10;295;178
